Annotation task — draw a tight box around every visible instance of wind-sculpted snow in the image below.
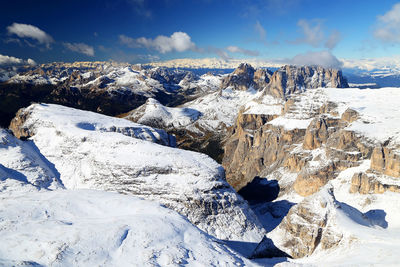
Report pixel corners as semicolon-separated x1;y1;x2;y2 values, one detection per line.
10;103;176;147
0;187;257;266
0;128;62;190
10;103;266;243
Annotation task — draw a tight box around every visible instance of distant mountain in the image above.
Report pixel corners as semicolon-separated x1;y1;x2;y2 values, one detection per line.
149;57;283;69
0;61;220;127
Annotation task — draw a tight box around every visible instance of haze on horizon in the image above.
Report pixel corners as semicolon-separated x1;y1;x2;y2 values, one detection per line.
1;0;400;69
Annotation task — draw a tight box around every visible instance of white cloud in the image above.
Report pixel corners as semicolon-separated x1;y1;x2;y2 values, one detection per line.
26;58;37;65
119;32;196;53
374;3;400;43
63;42;95;56
254;21;266;41
7;23;53;48
295;19;324;47
290;51;343;69
0;54;36;66
226;46;259;56
324;30;341;49
293;19;341;49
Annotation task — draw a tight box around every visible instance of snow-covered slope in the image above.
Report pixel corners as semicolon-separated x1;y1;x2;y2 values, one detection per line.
0;123;260;265
10;103;266;243
0;185;256;266
324;87;400;146
125;98;201;128
0;129;62;190
10;103;175;147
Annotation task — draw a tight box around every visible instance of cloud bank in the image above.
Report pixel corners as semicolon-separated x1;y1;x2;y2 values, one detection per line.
289;51;343;68
0;54;36;66
7;23;53;48
226;46;259;56
120;32;196;53
63;42;95;56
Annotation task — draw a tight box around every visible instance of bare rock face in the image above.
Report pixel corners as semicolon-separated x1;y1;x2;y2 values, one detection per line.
221;63;272;91
268;187;343;258
223;111;302;190
223;88;374;197
264;65;349;99
370;147;400;177
303;118;329;150
341;108;359;123
294;163;336;196
350;172;400;194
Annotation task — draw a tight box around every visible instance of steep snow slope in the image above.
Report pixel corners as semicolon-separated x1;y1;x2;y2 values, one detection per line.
0;129;62;190
0;185;257;266
10;103;266;243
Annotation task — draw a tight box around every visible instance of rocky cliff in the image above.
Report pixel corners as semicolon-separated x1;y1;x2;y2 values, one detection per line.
221;63;272;91
222;86;400;260
264;65;349;98
220;64;348;99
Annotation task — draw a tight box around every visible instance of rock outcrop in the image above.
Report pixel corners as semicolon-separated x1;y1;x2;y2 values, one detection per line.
223;87;375;196
269;187;344;258
370;147;400;177
221;63;272;91
350;172;400;194
265;65;349;98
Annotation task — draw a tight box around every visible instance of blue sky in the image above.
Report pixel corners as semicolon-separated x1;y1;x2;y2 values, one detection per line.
1;0;400;64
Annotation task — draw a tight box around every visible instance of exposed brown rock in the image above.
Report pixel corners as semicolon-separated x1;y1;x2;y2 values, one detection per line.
303;118;329;150
223;119;306;190
294;162;338;196
270;187;343;258
283;153;308;172
341;108;359;123
264;65;348;99
220;63;272;91
370;147;400;177
8;108;32;139
350;172;400;194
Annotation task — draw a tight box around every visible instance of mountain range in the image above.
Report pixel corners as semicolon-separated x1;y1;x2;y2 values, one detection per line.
1;61;399;266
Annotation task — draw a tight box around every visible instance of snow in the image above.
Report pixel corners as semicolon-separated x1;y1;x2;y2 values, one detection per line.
13;103;266;243
20;103;175;146
268;117;313;130
127;98;201;128
196;73;221;90
324;87;400;145
0;129;62;190
243;95;282;115
0;187;256;266
8;73;56;85
184;88;264;132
